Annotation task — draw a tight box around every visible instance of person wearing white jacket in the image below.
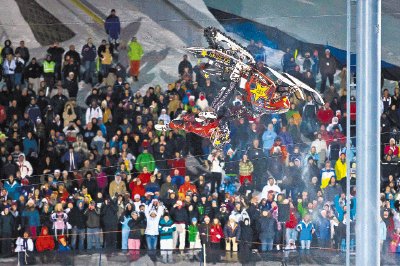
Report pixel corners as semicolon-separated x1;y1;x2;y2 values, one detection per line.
145;200;165;251
207;149;224;194
85;101;103;125
17;154;33;178
15;231;35;265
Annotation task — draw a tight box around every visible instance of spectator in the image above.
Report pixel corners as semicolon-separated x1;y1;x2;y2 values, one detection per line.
261;177;282;199
35;226;55;253
101;198;119;249
316;210;331;248
22;199;40;238
68;200;86;250
319;49;337;93
334;152;347;190
296;214;315;251
159;213;176;263
104;9;121;49
224;215;241;252
127;211;144;260
262;123;277;155
209;218;223;263
320;161;336;189
170;200;188;250
84;201;101;250
3;54;16;90
109;174;127;198
178;54;192;77
0;205;15;256
145;200;165;252
47;42;65;81
81;38;97;84
135;148;155;173
238;154;254;185
257;210;277;251
127;37;144;81
15;231;35;265
207;149;224;194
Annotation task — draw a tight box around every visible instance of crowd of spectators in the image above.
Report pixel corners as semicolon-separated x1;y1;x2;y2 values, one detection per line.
0;8;399;265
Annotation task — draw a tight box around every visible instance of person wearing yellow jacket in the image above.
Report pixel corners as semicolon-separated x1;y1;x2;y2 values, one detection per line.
334;152;347;190
127;37;143;81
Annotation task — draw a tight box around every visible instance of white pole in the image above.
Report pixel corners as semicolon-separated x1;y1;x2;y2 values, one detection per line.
356;0;381;265
203;243;207;266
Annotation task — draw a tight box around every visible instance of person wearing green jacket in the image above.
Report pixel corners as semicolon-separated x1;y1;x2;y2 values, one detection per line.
159;214;176;263
188;217;201;259
135;148;155;172
127;37;143;81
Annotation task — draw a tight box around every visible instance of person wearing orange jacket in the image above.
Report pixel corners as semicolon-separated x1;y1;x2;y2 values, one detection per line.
178;175;198;200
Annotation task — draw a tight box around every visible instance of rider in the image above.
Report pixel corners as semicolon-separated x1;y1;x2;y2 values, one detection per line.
155;111;230;148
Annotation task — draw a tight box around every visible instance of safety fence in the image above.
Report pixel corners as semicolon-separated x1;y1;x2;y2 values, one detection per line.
2;248;400;266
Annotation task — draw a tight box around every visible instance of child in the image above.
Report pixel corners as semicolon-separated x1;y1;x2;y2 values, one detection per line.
188;217;201;260
57;235;71;251
15;231;35;265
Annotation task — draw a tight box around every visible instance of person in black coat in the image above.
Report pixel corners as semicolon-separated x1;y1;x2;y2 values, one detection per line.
81;172;98;199
247;139;267;190
1;155;17;179
100;198;119;249
0;206;15;256
68;200;86;250
127;211;144;260
239;218;254;265
256;210;277;252
63;72;79;98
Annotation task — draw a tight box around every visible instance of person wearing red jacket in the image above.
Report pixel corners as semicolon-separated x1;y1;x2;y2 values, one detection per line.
285;202;299;249
137;167;151;185
209;218;224;263
36;226;55;263
317;102;334;125
129;178;145;199
168;152;186;177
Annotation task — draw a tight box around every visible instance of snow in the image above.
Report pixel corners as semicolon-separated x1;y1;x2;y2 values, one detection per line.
0;0;41;47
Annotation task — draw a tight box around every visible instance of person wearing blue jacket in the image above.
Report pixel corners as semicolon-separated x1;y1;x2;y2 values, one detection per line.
316;210;331;248
23;131;38;158
296;214;315;251
219;176;236;196
262;123;277;155
159;214;176;263
120;208;132;250
4;175;21;200
22;199;41;238
104;9;121;48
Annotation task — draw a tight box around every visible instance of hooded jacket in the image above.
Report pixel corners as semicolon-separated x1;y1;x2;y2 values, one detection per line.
35;226;55;252
17;154;33;178
260;178;281;199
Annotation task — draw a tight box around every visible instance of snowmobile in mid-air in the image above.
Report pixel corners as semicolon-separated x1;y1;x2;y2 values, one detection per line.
156;27;324;148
